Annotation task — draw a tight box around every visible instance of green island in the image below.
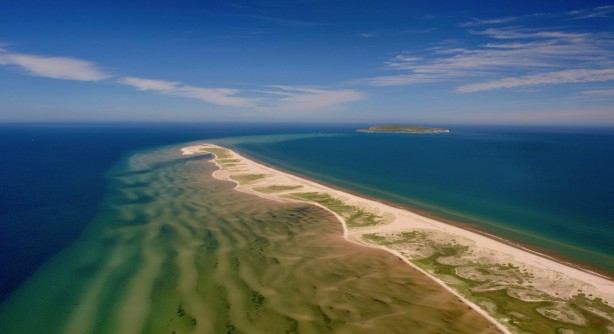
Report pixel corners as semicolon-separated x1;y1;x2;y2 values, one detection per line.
357;124;449;134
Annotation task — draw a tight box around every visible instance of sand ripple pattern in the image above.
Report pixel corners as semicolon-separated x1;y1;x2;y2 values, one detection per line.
0;146;498;333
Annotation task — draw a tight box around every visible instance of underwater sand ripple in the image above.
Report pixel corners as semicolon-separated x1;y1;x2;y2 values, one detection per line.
0;146;497;333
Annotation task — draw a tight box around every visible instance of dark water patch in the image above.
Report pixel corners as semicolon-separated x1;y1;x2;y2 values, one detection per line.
0;122;350;301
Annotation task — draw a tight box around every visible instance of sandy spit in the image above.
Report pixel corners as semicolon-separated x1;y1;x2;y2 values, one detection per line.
182;144;614;334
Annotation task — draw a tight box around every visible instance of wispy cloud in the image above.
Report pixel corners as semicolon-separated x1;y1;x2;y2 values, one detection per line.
120;77;179;91
366;73;437;86
580;88;614;97
119;77;255;108
0;50;110;81
460;5;614;28
457;68;614;93
119;78;365;111
568;5;614;20
0;45;363;112
0;36;364;114
470;28;597;41
360;32;378;38
262;85;365;112
365;15;614;93
459;16;517;27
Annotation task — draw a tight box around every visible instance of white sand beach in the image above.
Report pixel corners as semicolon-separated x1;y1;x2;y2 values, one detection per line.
183;144;614;334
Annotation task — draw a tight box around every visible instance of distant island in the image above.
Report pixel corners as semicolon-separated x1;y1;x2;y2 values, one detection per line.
357;124;450;134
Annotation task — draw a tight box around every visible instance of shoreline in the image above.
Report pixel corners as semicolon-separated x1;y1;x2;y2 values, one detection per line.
183;143;614;333
223;146;614;281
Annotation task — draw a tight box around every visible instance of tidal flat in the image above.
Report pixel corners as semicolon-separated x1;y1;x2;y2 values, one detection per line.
0;145;497;333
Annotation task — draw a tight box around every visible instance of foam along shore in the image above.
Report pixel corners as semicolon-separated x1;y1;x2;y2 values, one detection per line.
183;144;614;334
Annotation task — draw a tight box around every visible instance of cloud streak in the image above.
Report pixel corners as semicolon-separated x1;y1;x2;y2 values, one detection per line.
119;77;255;107
580;88;614;97
262;85;365;112
0;46;363;112
457;68;614;93
119;78;365;111
366;11;614;93
0;51;110;81
360;32;377;38
568;5;614;20
459;16;517;27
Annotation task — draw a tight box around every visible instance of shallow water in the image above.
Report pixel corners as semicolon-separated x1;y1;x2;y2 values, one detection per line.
0;145;497;333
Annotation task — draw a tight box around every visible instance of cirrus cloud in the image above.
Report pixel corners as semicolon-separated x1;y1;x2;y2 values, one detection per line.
457;68;614;93
263;85;365;112
119;77;255;108
580;88;614;97
365;6;614;94
1;48;364;113
119;78;365;111
0;51;110;81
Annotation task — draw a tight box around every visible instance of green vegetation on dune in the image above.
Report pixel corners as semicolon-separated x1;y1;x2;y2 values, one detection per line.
219;163;239;169
361;231;614;334
214;158;243;170
216;159;240;164
229;174;268;185
285;192;386;227
253;185;303;193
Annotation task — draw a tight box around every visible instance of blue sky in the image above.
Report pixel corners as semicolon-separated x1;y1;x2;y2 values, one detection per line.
1;0;613;125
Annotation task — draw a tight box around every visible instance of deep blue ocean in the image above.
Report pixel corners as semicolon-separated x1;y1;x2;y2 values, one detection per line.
0;122;331;301
1;123;613;302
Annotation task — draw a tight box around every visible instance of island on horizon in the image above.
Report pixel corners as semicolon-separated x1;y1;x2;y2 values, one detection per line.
357;124;450;134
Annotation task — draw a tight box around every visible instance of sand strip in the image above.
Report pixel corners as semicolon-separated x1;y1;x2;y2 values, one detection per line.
183;144;614;334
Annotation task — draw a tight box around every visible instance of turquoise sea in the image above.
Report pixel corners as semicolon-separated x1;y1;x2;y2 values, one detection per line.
225;127;614;275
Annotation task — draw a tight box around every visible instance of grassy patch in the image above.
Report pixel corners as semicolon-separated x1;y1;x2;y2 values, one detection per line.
230;174;268;185
215;158;242;170
217;159;240;163
220;163;239;169
253;185;303;193
361;231;614;333
285;192;384;227
362;233;387;243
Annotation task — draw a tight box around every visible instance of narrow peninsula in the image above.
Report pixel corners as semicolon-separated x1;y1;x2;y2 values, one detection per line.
183;144;614;334
358;124;449;134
